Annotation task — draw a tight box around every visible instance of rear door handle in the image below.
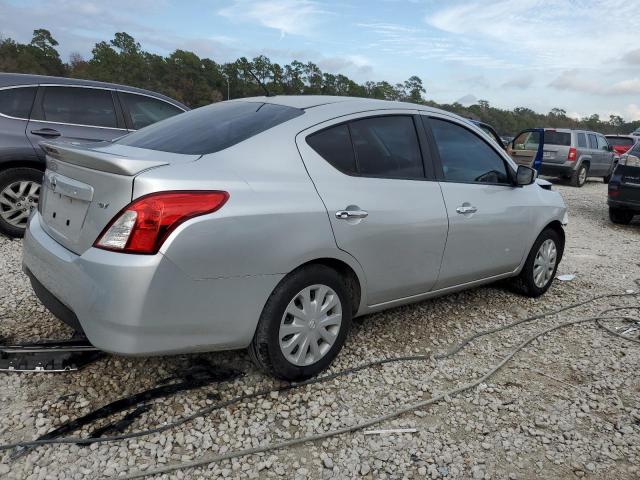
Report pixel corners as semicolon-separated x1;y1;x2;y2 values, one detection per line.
456;205;477;214
336;210;368;220
31;128;61;138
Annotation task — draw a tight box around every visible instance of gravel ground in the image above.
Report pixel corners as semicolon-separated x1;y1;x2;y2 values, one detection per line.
1;179;639;479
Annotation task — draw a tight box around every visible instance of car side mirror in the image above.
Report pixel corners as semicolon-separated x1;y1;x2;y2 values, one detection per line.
515;165;536;186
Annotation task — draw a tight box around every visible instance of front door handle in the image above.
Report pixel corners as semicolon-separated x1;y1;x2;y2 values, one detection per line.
456;205;478;214
336;210;368;220
31;128;61;138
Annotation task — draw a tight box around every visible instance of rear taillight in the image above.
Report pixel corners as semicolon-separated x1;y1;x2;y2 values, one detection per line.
620;154;640;167
567;147;577;162
95;191;229;254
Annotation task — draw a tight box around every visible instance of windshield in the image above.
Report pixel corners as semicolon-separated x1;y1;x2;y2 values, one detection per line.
117;101;304;155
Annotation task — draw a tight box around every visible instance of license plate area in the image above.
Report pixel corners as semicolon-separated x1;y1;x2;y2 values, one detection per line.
41;172;93;243
543;151;554;159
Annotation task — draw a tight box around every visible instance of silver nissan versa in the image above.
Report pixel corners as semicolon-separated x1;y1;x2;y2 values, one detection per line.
23;96;568;380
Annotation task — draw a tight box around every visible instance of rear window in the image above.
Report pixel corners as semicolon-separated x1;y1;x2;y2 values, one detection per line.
577;133;587;148
0;86;37;119
630;142;640;156
117;101;304;155
606;136;634;147
544;130;571;146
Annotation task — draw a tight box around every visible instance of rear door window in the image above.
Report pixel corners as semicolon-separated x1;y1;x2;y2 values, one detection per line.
120;92;184;130
544;130;571;146
117;101;303;155
40;87;117;128
306;124;356;174
0;86;37;119
349;116;424;179
597;135;609;151
588;134;598;149
429;118;510;184
577;133;587;148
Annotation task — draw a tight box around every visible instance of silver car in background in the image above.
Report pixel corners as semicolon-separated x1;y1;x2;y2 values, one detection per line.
23;96;567;380
510;128;615;187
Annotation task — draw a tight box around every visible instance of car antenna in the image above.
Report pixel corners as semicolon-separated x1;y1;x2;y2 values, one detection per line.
245;68;272;97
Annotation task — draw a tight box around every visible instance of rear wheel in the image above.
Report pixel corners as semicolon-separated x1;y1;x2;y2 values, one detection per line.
609;207;634;225
0;167;43;238
249;265;352;381
570;163;588;187
510;228;562;297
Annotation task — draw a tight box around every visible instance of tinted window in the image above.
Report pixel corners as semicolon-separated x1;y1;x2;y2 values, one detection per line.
544;130;571;146
588;134;598;149
430;118;510;184
120;93;183;130
0;87;37;119
349;116;423;178
597;135;609;151
41;87;117;128
306;124;356;174
577;133;587;148
630;142;640;156
606;136;634;147
118;101;303;155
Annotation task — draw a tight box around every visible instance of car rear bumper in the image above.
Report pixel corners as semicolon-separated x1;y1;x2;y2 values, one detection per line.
22;213;282;355
608;182;640;211
539;163;574;177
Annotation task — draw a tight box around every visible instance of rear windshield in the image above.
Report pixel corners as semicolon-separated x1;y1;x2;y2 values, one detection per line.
544;130;571;146
116;101;304;155
630;143;640;156
606;136;634;147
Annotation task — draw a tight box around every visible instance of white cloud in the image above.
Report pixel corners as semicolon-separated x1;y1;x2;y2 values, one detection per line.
502;76;533;89
625;104;640;121
219;0;328;38
549;70;640;96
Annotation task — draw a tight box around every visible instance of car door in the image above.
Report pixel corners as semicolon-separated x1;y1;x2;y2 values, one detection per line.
596;134;613;175
423;114;532;289
26;85;127;159
507;129;543;168
116;91;185;131
587;133;600;174
296;112;449;306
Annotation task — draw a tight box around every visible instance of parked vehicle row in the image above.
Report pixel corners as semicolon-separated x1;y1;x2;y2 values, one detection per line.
508;128;616;187
0;73;188;238
22;96;567;380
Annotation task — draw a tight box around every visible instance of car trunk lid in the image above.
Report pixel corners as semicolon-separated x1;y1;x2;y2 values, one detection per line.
38;141;200;255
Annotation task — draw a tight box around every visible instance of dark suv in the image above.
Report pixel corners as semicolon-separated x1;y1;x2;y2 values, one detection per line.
0;73;187;237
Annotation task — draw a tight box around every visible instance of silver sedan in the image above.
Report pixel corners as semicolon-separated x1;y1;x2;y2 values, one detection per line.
22;96;567;380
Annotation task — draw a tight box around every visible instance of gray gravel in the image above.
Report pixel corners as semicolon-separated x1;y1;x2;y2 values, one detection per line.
1;179;639;479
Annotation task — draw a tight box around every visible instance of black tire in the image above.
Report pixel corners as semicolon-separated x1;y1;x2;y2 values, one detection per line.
510;228;563;298
249;264;352;381
609;207;634;225
570;163;588;187
0;167;43;238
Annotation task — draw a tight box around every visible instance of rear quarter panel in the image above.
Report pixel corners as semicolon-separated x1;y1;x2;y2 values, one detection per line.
133;122;366;291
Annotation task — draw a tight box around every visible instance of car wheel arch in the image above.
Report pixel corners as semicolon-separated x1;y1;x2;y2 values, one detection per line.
286;257;364;316
0;160;45;174
541;220;565;261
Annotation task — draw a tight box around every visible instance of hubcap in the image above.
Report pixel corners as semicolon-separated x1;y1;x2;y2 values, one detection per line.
279;284;342;367
0;180;40;228
533;239;557;288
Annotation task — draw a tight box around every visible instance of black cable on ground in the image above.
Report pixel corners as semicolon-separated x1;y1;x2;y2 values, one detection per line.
0;281;638;471
123;312;640;479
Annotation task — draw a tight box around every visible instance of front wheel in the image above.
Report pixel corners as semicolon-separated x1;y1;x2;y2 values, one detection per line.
249;265;352;381
510;228;563;297
609;207;634;225
0;167;43;238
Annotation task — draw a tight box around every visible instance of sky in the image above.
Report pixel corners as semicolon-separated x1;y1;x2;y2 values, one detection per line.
2;0;640;120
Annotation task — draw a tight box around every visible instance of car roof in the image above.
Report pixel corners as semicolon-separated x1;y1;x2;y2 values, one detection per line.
233;94;445;114
0;73;188;110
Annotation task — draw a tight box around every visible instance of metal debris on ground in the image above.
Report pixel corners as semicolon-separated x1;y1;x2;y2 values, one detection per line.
0;338;104;372
363;428;418;435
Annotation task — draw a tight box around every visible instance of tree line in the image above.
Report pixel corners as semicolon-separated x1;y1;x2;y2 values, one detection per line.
1;29;638;136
